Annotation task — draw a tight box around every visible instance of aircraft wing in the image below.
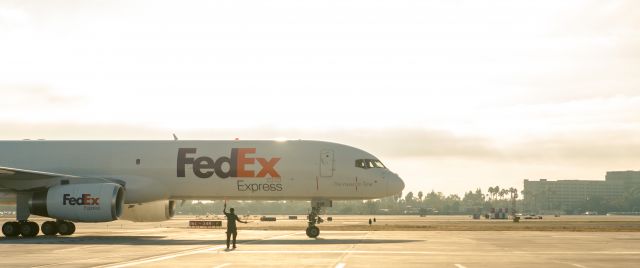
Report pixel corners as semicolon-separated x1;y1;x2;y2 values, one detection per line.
0;166;82;191
0;166;79;180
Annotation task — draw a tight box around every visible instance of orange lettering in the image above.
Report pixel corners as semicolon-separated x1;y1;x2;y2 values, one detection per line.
257;158;281;177
236;148;256;177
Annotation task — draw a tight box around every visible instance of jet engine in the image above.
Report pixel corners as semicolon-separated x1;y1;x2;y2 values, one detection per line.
119;200;176;222
29;183;125;222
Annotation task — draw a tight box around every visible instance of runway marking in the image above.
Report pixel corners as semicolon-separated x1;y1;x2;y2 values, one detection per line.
454;264;467;268
255;232;303;241
100;232;302;268
552;236;597;238
555;261;588;268
32;233;229;268
105;245;227;268
332;232;366;268
33;255;118;268
217;250;640;255
213;263;231;268
52;245;96;253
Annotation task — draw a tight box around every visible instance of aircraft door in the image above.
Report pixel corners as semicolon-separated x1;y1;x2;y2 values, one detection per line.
320;150;334;177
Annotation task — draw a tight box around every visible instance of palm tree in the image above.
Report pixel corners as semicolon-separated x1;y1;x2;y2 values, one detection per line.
509;187;518;215
521;189;529;211
498;189;507;201
417;191;424;203
405;192;414;204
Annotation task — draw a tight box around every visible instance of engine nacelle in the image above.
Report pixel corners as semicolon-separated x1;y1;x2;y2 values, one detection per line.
119;200;176;222
29;183;125;222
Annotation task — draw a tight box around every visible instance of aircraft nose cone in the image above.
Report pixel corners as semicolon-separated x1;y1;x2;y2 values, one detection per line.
389;174;405;195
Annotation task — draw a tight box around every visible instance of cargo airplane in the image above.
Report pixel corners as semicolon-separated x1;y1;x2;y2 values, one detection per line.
0;140;404;238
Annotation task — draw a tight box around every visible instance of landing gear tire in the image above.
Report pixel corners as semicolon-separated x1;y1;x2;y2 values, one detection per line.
57;221;76;236
19;221;39;237
307;205;322;238
2;222;20;237
41;221;59;236
306;226;320;238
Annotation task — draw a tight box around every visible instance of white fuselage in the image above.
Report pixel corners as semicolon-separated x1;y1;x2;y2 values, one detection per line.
0;140;404;204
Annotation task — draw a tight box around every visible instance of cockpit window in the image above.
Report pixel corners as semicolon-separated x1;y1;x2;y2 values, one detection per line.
355;159;386;169
372;160;386;168
366;160;375;168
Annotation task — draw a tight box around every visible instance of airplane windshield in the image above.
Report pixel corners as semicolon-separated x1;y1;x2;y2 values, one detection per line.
355;159;386;169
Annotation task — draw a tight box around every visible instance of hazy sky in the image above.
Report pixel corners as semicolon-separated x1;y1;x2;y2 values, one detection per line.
1;0;639;195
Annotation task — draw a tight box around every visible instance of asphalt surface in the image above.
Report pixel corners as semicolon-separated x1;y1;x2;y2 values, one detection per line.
0;219;639;267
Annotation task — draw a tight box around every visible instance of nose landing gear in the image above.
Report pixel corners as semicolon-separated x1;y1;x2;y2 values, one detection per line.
306;225;320;238
306;199;331;238
306;206;322;238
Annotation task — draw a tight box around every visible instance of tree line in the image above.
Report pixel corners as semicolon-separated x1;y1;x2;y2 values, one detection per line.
175;186;523;216
4;184;636;216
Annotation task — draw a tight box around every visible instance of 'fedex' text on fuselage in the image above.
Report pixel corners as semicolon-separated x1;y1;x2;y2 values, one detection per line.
177;148;281;179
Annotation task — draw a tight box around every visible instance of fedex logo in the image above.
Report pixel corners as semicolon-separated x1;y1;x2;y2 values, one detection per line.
63;194;100;206
177;148;281;179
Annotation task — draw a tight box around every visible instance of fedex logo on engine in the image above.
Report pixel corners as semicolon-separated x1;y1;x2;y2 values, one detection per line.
63;194;100;206
177;148;281;179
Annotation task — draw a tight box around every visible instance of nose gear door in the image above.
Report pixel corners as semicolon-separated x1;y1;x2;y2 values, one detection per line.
320;150;334;177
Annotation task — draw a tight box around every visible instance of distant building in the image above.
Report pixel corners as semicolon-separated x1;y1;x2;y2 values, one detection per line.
605;171;640;186
523;170;640;212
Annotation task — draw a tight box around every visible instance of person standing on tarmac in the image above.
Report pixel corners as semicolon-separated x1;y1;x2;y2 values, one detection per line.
223;203;248;249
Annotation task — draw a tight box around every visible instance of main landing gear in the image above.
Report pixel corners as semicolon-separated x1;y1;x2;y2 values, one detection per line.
2;192;77;238
42;221;76;236
2;220;76;238
306;199;332;238
2;221;39;238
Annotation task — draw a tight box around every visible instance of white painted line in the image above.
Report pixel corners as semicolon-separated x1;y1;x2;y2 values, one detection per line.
454;264;467;268
32;256;111;268
555;261;588;268
216;250;640;255
257;232;304;241
52;245;96;253
510;251;640;255
105;246;226;268
552;236;597;238
335;263;346;268
101;231;301;268
213;263;231;268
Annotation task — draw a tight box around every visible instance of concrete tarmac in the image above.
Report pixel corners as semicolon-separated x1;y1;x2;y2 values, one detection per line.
0;219;639;267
